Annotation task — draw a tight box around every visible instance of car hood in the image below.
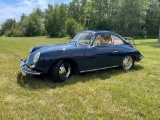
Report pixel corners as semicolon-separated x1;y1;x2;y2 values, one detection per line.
26;42;87;71
33;43;85;53
28;43;86;62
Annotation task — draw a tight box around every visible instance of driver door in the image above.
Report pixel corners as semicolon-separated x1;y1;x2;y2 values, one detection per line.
84;34;119;71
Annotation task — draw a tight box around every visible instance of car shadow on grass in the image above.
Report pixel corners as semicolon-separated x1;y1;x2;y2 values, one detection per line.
17;65;144;90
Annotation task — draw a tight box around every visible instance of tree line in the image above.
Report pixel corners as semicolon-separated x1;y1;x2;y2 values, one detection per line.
0;0;160;38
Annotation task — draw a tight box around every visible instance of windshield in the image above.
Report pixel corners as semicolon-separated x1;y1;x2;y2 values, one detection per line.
71;32;95;45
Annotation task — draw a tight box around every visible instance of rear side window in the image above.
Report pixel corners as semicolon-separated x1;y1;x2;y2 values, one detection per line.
112;35;123;45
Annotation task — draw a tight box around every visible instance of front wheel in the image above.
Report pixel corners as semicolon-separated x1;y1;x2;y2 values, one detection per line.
121;56;134;70
51;61;71;82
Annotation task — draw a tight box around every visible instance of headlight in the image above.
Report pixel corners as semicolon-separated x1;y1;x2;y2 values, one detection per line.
29;47;33;54
33;52;40;63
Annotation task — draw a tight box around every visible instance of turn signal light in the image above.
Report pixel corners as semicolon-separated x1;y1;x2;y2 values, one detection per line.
29;65;35;69
29;66;33;69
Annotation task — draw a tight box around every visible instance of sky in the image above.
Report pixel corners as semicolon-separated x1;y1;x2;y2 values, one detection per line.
0;0;71;24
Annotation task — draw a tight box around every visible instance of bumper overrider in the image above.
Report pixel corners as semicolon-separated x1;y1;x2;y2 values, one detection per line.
139;55;144;60
140;55;144;59
136;55;144;61
20;58;42;75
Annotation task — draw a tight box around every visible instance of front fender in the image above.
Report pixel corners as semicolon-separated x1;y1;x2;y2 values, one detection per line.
31;45;47;54
34;49;85;74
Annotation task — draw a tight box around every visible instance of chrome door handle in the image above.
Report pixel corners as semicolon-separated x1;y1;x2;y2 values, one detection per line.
113;51;118;53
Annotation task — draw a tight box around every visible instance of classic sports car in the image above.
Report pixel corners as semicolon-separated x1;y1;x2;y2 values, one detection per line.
20;30;144;82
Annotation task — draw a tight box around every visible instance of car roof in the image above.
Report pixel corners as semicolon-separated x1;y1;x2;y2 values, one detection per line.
82;30;121;37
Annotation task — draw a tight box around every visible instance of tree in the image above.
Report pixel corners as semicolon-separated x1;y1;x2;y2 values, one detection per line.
158;26;160;42
45;4;61;37
68;0;81;22
58;3;68;37
119;0;149;37
14;14;28;36
66;18;84;38
25;11;45;36
145;0;160;38
0;19;16;36
157;0;160;42
1;0;160;38
45;3;68;37
33;8;44;18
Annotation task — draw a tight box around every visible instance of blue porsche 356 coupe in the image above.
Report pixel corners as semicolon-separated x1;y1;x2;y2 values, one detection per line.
20;30;144;82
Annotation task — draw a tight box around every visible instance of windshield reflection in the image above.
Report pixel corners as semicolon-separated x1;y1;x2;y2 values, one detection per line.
71;33;94;45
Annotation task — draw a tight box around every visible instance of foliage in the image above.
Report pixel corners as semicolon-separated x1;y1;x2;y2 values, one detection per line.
15;14;28;37
119;0;148;36
25;9;45;37
45;4;60;37
0;19;16;36
158;26;160;42
58;4;68;37
45;4;68;37
0;0;160;38
66;18;84;38
145;0;160;38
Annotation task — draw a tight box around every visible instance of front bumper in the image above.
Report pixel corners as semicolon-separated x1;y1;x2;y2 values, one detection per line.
139;55;144;60
136;55;144;61
20;58;42;75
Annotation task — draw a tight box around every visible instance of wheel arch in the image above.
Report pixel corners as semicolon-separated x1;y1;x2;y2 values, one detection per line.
130;55;136;61
121;55;135;70
47;58;80;75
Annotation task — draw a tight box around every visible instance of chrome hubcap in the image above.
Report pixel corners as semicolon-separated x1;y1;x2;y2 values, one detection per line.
123;56;133;70
59;63;71;80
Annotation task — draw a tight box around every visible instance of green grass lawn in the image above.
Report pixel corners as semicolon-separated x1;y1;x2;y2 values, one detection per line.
0;37;160;120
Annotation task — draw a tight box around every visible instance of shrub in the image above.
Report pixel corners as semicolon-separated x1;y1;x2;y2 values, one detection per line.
66;18;84;38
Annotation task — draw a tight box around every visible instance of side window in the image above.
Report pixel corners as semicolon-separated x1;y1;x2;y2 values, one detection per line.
94;34;113;46
112;35;124;45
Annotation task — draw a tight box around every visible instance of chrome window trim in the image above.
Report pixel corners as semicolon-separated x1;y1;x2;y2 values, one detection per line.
112;35;124;45
92;34;114;47
111;35;114;44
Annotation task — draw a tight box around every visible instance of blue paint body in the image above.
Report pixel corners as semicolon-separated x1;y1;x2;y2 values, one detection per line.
20;30;144;75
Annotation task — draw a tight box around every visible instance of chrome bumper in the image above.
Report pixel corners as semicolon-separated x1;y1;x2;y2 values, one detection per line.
136;55;144;61
20;58;41;75
139;55;144;60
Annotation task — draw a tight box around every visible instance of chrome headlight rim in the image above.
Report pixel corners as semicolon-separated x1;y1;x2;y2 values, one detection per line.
29;47;33;54
33;52;40;64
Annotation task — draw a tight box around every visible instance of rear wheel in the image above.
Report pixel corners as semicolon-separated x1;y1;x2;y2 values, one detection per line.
51;61;71;82
121;56;134;70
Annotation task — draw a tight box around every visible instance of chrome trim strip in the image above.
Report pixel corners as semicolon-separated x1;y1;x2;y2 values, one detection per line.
22;69;41;75
80;65;119;73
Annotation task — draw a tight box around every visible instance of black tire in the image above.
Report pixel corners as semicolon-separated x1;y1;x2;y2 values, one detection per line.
121;56;134;70
51;60;71;82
